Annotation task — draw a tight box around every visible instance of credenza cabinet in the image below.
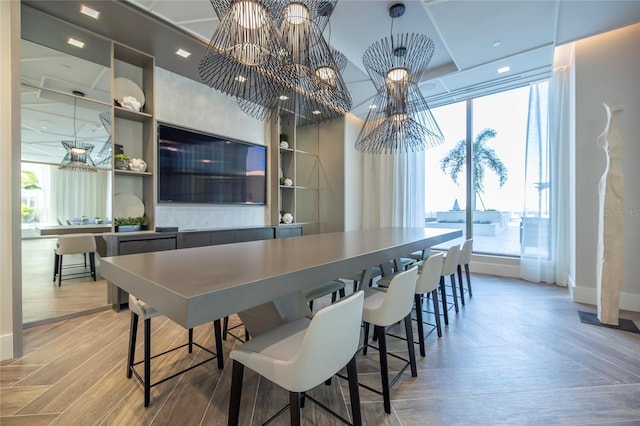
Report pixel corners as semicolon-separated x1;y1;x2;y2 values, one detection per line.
98;225;303;310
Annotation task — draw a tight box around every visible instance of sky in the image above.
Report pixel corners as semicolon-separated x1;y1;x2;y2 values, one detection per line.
425;85;531;217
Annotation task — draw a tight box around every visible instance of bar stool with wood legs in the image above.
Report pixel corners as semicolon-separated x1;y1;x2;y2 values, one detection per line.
457;239;474;304
127;295;224;407
229;292;365;426
360;267;418;414
439;245;460;326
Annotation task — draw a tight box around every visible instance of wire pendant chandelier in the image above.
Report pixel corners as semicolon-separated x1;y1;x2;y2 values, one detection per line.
199;0;351;122
355;3;444;154
60;96;97;171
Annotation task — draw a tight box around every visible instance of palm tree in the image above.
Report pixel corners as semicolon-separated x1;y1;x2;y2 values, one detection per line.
440;128;508;211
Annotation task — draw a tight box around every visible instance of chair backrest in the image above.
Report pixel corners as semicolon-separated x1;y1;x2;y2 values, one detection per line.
441;245;460;276
55;234;96;255
293;291;364;390
370;266;418;327
459;238;473;266
415;252;444;294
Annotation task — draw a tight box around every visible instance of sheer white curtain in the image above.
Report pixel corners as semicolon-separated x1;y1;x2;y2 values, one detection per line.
50;167;111;223
520;70;571;285
361;152;425;228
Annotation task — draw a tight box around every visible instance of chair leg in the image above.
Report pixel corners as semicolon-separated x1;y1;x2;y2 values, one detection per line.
439;277;449;325
404;314;417;377
188;328;193;353
432;289;442;338
362;322;370;355
414;294;426;357
222;316;229;340
214;319;224;369
308;300;314;311
457;264;465;305
58;255;63;287
450;274;459;313
289;391;302;426
83;252;87;268
465;264;473;297
127;312;138;378
346;355;362;426
53;253;59;282
143;318;151;407
331;291;337;303
339;287;346;299
228;360;244;426
89;253;96;281
376;325;392;414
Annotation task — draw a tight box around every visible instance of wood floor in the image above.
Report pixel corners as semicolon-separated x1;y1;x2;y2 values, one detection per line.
22;238;109;327
2;274;640;425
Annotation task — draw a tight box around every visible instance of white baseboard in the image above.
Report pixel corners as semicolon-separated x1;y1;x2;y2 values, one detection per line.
470;254;520;278
572;285;640;313
0;333;13;361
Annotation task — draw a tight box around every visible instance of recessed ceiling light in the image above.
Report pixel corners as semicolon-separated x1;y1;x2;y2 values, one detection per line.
497;66;510;74
80;4;100;19
491;40;502;48
67;37;85;48
312;110;321;115
279;95;289;100
235;75;247;82
176;48;191;58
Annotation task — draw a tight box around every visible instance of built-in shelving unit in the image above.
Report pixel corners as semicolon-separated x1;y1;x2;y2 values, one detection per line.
273;111;320;235
111;43;155;230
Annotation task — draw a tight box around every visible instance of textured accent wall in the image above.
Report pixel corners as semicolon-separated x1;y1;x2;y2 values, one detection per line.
154;67;268;230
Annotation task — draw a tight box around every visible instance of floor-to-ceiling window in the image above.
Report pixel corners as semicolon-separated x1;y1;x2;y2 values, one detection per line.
425;83;549;257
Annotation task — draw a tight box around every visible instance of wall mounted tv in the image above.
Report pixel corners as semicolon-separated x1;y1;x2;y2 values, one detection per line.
157;123;267;205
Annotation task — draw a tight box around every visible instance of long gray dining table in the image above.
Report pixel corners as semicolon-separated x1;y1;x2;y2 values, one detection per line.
99;227;462;332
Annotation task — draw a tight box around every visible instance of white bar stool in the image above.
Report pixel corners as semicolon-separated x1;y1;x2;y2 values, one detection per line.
360;267;418;414
457;238;474;304
127;295;224;407
439;245;460;325
228;292;365;425
53;234;97;286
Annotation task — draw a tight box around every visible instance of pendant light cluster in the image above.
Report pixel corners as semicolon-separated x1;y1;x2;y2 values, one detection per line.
199;0;351;122
355;3;444;154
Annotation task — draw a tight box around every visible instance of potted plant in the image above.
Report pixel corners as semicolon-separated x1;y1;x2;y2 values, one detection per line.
114;154;130;170
115;216;147;232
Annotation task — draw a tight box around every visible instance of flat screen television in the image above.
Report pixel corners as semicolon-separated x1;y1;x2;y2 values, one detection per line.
157;123;267;205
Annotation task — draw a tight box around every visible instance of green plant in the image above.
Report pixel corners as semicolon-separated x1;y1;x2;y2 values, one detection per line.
21;171;41;190
21;203;35;222
440;128;508;211
114;216;147;226
114;154;130;161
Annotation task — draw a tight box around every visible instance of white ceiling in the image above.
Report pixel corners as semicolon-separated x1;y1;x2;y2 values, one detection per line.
18;0;640;163
125;0;640;119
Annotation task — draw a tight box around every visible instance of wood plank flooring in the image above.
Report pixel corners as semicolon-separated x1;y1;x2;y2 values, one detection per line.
2;274;640;425
22;238;109;327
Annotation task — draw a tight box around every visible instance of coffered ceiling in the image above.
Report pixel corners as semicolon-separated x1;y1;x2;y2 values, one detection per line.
22;0;640;122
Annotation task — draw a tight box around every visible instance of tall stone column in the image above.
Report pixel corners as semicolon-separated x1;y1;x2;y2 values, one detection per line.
596;102;624;325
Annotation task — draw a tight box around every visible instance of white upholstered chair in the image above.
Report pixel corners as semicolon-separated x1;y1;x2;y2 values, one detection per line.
228;291;364;425
361;267;418;414
457;238;474;304
127;295;224;407
439;245;460;325
53;234;97;286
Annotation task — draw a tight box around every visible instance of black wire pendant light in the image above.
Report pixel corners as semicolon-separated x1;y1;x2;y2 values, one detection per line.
60;96;97;171
355;3;444;154
200;0;351;122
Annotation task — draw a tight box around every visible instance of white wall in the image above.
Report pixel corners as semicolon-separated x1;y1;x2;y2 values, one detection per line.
1;0;22;360
572;24;640;312
154;67;269;230
343;114;363;231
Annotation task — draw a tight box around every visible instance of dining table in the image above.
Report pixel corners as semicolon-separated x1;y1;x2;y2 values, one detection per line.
99;227;462;334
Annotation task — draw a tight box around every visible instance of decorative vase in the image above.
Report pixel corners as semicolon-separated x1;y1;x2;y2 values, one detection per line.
115;160;129;170
280;141;289;149
284;178;293;187
282;213;294;224
129;158;147;172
